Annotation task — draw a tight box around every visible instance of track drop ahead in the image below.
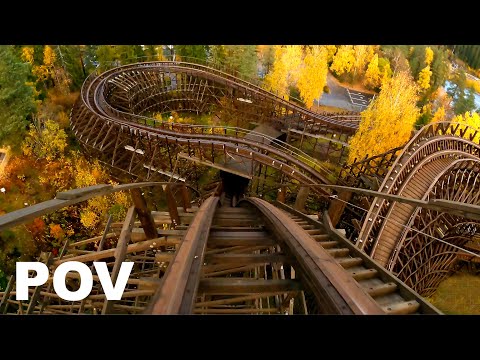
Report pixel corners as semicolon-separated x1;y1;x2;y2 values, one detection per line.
147;196;440;315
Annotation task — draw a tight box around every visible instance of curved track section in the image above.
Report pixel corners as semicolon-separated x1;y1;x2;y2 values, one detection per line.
357;122;480;296
71;61;359;201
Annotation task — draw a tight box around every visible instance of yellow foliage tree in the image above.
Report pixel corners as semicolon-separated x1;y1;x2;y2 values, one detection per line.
417;65;432;90
352;45;376;79
32;46;56;83
21;47;34;64
296;46;329;108
451;111;480;142
425;47;434;66
264;46;290;99
22;119;68;161
430;106;446;123
49;223;65;241
264;45;303;100
348;71;420;164
330;45;355;77
364;54;381;89
73;156;131;230
325;45;337;63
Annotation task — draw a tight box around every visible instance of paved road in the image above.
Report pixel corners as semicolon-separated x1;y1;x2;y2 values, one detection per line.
315;72;375;112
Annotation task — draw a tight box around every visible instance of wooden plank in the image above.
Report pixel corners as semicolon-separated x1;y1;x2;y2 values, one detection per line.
180;185;191;212
68;232;117;248
193;308;280;314
103;205;137;314
208;237;276;246
0;182;168;232
130;188;157;239
27;253;52;314
56;184;112;200
54;237;177;265
165;184;181;227
198;278;302;294
195;292;288;307
327;190;353;227
205;253;290;264
147;196;219;314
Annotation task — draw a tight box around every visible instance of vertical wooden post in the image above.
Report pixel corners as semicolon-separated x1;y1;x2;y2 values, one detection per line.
131;188;157;239
327;190;353;227
180;185;191;212
102;206;136;314
165;184;180;228
277;186;286;203
294;186;310;212
0;275;15;314
27;252;52;314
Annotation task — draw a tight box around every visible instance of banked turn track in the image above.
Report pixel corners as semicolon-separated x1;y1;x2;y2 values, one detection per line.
357;122;480;297
70;60;358;201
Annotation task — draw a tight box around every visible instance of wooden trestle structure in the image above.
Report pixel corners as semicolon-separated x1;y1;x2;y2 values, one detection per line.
1;59;480;313
0;183;440;314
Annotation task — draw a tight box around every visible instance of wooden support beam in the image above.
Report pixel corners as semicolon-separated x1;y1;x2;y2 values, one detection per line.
205;253;290;264
27;253;52;314
294;186;309;212
130;188;157;239
68;232;116;249
195;292;288;307
102;206;136;314
0;275;14;314
197;278;302;294
193;308;280;314
180;185;191;212
165;184;181;227
0;182;170;232
277;186;286;203
54;237;178;265
310;184;480;222
327;190;353;227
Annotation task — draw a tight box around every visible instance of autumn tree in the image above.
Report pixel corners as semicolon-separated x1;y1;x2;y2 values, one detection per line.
143;45;165;61
425;47;434;66
430;106;446;123
352;45;376;80
416;47;435;91
257;45;275;77
263;45;303;99
22;119;68;161
0;46;37;148
297;46;329;108
417;65;432;90
55;45;86;90
224;45;258;78
348;71;420;163
325;45;337;64
174;45;208;62
330;45;355;77
94;45;144;68
448;111;480;143
73;156;131;230
364;54;381;89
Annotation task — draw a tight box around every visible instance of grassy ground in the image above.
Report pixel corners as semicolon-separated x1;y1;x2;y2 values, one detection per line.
428;270;480;314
